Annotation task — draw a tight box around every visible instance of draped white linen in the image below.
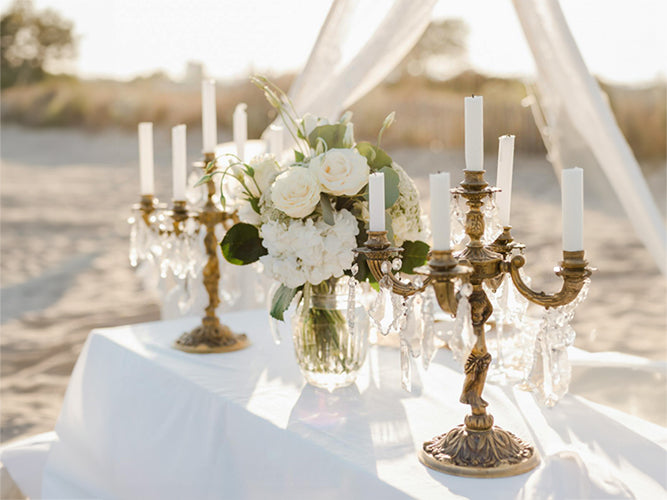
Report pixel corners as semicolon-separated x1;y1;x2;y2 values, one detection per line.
35;313;667;499
513;0;666;274
284;0;437;121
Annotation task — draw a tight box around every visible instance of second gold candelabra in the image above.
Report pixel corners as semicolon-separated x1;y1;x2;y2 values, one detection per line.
356;168;592;478
135;152;249;354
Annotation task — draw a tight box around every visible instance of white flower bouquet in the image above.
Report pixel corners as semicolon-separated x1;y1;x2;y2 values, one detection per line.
200;78;429;387
200;77;429;321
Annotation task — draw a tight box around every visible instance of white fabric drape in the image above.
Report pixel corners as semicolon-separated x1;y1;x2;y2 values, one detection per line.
513;0;667;274
287;0;438;121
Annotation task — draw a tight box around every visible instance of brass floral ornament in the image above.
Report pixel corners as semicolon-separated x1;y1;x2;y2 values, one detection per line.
356;168;593;478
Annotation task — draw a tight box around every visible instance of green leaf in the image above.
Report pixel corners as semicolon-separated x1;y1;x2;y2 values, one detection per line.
294;150;305;162
270;284;299;321
355;142;392;170
380;165;400;208
195;174;212;187
220;223;267;265
320;193;335;226
308;123;347;150
249;197;260;215
400;240;430;274
385;213;395;244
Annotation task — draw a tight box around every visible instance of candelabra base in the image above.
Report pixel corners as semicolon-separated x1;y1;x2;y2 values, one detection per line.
173;320;250;354
419;422;539;478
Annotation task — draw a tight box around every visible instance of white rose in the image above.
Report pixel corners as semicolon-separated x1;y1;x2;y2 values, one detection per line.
309;148;370;196
247;154;280;197
271;168;321;218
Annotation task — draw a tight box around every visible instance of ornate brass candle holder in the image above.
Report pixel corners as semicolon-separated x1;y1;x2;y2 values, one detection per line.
356;169;592;478
135;152;249;354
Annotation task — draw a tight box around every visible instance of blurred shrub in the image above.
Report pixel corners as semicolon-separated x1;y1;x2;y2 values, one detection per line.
1;72;664;160
1;0;76;88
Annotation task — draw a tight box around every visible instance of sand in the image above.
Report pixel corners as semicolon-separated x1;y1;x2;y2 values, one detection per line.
1;125;665;444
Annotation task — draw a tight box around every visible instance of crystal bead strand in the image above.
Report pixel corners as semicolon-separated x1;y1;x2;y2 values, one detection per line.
128;216;139;267
481;193;503;244
421;286;437;369
450;193;467;249
524;279;590;406
369;261;394;336
449;283;474;364
400;338;412;392
346;264;359;336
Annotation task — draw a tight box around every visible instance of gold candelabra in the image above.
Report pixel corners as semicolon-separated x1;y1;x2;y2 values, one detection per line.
356;169;592;478
136;152;249;354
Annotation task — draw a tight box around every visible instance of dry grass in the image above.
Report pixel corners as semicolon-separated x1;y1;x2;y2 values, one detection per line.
1;72;664;160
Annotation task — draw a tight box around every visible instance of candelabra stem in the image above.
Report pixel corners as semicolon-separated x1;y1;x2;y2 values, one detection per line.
173;153;249;354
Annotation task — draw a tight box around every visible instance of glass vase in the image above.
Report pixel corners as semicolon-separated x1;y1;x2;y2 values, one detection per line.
292;278;369;390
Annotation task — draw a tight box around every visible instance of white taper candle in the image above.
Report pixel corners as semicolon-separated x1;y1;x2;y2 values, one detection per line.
561;167;584;251
171;124;187;200
496;134;515;227
369;172;385;232
233;103;248;162
268;124;283;155
201;79;217;154
138;122;154;195
464;95;484;171
430;172;451;250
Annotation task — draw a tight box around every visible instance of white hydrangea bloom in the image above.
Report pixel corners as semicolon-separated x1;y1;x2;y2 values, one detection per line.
388;163;427;245
259;209;359;288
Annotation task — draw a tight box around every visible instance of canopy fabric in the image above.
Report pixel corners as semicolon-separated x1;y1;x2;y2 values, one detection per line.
516;0;665;273
287;0;438;121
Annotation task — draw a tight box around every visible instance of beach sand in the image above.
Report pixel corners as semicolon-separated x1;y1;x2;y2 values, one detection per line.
1;125;665;443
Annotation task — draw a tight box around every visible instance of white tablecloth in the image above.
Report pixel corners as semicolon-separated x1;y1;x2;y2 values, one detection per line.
27;311;667;498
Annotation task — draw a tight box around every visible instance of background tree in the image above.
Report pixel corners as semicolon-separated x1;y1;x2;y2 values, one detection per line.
1;0;76;88
394;18;469;81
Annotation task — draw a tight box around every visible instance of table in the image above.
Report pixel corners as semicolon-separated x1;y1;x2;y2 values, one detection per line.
10;311;667;498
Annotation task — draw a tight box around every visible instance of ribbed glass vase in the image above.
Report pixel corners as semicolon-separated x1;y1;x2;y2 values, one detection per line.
292;277;369;390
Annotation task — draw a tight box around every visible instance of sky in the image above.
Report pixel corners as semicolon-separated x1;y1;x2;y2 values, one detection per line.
4;0;666;84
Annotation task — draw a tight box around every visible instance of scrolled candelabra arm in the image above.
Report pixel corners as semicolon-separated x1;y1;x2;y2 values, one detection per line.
419;250;472;315
356;231;431;297
507;250;593;308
